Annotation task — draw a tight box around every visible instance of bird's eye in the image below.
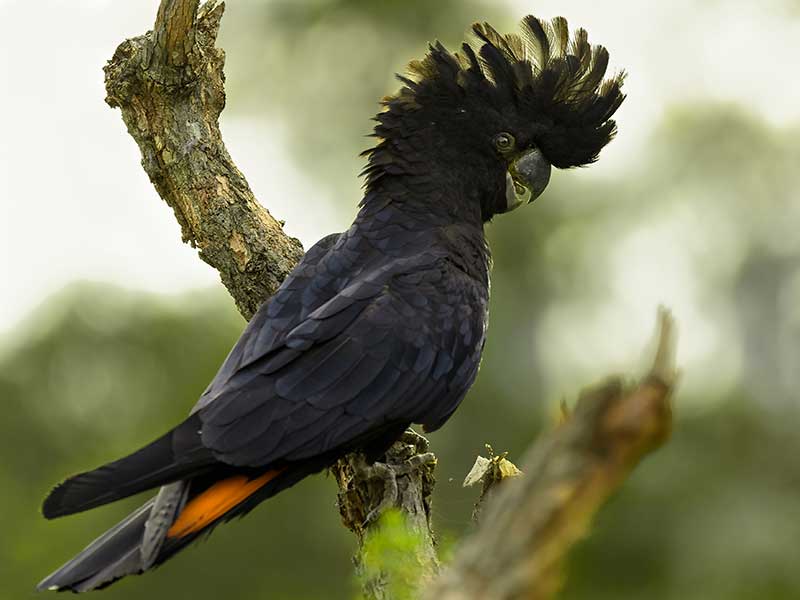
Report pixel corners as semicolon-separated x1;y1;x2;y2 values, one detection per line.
494;132;515;153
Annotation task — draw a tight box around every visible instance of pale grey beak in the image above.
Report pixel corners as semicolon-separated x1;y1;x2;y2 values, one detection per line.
502;147;551;213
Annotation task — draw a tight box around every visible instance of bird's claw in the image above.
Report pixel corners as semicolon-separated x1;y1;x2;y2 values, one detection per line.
356;451;436;527
403;452;437;472
400;428;429;453
358;461;398;527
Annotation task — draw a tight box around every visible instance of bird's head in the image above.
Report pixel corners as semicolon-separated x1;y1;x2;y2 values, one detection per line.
362;16;626;222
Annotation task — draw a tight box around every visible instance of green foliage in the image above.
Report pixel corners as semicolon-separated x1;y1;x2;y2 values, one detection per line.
356;510;430;600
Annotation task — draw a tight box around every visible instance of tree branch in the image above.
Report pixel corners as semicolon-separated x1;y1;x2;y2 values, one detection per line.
153;0;197;68
104;0;303;319
426;309;677;600
332;430;439;598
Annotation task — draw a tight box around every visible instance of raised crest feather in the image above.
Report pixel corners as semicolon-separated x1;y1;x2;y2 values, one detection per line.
380;15;626;169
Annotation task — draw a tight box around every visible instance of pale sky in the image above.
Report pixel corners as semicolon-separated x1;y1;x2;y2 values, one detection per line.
506;0;800;399
1;0;798;398
0;1;342;334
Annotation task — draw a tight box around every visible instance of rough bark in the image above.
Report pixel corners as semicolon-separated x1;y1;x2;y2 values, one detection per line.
104;0;303;320
426;310;677;600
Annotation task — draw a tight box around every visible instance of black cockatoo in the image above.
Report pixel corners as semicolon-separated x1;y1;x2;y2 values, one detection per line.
39;16;624;592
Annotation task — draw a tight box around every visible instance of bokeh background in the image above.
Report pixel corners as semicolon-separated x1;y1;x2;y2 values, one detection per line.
2;1;799;598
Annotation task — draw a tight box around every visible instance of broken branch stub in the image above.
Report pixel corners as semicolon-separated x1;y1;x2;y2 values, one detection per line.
429;309;677;600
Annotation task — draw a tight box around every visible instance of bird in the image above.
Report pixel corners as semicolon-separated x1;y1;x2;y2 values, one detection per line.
38;15;625;592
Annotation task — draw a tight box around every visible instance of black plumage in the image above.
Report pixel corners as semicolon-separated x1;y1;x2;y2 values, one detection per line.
38;15;624;592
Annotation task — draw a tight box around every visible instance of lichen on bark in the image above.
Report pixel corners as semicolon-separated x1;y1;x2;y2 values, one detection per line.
104;0;303;320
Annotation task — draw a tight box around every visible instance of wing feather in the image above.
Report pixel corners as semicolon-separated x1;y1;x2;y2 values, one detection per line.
197;236;487;468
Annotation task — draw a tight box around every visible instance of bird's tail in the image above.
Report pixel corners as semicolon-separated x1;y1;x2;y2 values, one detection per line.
42;415;214;519
38;409;350;592
38;459;331;592
37;499;156;592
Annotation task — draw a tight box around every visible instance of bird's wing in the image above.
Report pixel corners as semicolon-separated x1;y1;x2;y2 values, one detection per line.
194;231;343;407
197;252;487;467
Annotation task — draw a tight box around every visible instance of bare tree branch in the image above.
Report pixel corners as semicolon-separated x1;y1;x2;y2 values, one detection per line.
104;0;303;319
426;309;677;600
153;0;197;68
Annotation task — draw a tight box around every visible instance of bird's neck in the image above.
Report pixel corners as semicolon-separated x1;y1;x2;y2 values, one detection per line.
358;177;485;230
355;185;491;284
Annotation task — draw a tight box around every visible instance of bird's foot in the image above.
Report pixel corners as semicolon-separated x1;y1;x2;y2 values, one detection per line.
357;460;398;527
399;428;430;453
357;451;436;527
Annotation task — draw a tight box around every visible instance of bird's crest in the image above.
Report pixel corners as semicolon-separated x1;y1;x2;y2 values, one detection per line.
389;16;626;169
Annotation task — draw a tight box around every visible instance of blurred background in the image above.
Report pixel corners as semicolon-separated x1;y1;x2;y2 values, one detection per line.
1;0;799;598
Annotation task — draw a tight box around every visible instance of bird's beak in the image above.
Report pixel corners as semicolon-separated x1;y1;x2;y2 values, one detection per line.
503;148;552;213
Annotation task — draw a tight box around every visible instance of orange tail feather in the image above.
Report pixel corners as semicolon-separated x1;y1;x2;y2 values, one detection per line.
167;469;284;538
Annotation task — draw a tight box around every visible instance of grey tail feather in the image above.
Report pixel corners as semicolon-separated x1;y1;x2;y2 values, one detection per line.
141;481;190;569
37;499;154;593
